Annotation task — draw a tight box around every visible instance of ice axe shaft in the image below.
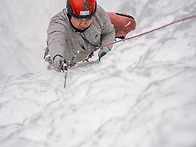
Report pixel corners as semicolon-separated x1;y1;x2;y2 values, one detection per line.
64;70;67;88
63;60;68;88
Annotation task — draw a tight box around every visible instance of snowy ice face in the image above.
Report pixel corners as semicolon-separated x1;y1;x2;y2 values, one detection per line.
70;16;93;30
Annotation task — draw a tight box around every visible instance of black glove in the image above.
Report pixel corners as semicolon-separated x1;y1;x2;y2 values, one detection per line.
53;55;67;72
98;47;111;61
98;52;106;61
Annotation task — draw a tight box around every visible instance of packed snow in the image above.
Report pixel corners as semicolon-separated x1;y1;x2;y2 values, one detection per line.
0;0;196;147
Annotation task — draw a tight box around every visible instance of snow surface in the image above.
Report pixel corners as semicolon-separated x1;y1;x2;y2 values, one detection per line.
0;0;196;147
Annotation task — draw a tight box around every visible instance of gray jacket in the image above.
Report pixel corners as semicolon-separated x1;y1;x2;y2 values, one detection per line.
47;5;115;64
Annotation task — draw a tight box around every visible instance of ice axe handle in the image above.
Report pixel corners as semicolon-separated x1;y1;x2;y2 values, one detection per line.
63;60;68;88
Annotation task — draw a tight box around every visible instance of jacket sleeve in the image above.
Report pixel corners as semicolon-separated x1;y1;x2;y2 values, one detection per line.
98;6;115;50
47;12;74;62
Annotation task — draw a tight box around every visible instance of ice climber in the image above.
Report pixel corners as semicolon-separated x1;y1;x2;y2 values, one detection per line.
44;0;115;71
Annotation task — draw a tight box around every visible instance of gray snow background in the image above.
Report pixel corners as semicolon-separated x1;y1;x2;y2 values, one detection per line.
0;0;196;147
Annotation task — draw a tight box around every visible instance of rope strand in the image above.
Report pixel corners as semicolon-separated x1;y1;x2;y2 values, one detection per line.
94;15;196;52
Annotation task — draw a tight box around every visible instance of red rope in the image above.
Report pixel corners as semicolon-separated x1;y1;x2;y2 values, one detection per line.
94;15;196;52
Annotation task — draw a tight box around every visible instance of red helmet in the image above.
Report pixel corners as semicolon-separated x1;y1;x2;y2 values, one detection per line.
67;0;97;19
